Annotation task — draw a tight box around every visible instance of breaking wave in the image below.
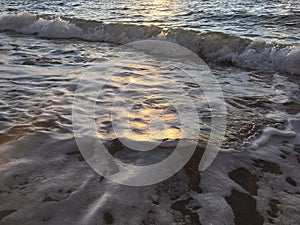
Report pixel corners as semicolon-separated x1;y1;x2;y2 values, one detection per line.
1;12;299;75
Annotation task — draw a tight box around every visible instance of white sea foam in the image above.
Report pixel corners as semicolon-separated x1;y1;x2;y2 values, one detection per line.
0;12;299;75
1;119;299;224
250;127;296;150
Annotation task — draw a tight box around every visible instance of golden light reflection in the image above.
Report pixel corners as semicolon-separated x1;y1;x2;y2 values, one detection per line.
129;77;162;86
127;102;181;141
110;63;166;86
153;127;181;140
123;127;181;141
96;59;185;141
130;0;184;25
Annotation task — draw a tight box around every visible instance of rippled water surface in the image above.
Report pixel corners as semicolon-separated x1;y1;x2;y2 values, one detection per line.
0;1;300;224
1;32;298;146
1;0;300;43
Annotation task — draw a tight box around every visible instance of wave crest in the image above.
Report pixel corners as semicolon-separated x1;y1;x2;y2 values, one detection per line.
0;12;299;75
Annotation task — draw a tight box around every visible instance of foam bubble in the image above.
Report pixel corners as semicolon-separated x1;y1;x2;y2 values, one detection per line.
250;127;296;150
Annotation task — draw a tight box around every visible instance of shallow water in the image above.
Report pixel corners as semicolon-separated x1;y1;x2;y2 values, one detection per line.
1;32;298;146
0;1;300;225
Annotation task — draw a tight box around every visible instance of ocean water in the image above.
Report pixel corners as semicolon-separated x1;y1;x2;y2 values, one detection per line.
0;0;300;225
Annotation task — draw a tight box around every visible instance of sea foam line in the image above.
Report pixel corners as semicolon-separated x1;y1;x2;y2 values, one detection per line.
0;12;299;75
